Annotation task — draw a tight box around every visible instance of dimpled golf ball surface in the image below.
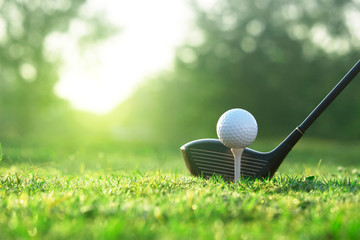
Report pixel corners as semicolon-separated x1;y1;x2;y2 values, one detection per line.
217;108;258;149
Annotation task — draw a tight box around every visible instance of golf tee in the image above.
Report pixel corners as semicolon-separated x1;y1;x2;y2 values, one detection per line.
231;148;244;182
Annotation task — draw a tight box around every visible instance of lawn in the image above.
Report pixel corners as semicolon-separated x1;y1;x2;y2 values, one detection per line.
0;140;359;239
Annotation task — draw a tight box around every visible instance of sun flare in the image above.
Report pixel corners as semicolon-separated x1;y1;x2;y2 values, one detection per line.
53;0;192;114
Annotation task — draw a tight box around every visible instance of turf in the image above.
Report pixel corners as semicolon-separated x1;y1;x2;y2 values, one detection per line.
0;167;359;240
0;140;359;239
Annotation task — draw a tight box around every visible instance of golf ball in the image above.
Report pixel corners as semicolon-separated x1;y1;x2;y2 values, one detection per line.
217;108;258;149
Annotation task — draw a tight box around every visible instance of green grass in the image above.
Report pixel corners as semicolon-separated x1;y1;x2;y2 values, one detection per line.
0;139;360;239
0;168;359;239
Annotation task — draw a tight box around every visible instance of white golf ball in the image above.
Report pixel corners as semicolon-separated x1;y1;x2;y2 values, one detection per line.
217;108;258;149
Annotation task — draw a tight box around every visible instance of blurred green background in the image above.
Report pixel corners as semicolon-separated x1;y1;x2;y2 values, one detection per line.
1;0;359;173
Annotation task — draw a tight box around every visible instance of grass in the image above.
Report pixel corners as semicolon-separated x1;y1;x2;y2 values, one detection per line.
0;139;360;239
0;168;359;239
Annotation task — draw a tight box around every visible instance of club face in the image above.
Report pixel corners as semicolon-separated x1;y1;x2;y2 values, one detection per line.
180;139;277;181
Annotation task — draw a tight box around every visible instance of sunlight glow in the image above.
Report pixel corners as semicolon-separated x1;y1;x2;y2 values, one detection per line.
53;0;192;114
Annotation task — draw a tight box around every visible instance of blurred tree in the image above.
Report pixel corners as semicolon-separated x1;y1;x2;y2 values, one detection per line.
0;0;117;142
112;0;360;145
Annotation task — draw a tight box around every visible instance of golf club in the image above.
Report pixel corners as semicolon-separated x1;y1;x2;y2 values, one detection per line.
180;60;360;181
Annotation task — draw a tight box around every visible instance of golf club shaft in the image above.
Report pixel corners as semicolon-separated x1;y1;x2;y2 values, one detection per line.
270;60;360;175
298;60;360;133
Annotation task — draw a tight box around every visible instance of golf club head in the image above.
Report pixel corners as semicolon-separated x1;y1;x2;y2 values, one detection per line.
181;139;268;181
180;130;302;181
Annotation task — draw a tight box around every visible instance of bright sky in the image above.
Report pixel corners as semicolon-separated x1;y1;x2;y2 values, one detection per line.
52;0;360;115
53;0;194;114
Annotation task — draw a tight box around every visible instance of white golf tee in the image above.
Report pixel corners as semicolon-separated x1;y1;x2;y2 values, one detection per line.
231;148;244;182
